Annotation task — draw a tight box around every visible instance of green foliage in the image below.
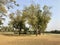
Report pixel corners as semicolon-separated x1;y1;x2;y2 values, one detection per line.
22;4;51;35
0;26;14;32
9;10;26;35
9;4;51;35
0;0;19;26
0;20;3;25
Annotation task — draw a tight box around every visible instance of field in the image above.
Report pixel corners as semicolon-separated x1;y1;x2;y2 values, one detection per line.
0;34;60;45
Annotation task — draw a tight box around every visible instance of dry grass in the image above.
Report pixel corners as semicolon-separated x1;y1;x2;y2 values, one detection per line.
0;34;60;45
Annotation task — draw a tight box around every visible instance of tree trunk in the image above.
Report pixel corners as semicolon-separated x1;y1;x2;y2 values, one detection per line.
36;29;38;36
42;30;44;35
24;29;27;34
38;30;41;35
19;28;21;35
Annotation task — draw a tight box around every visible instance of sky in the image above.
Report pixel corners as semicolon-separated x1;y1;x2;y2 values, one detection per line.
4;0;60;31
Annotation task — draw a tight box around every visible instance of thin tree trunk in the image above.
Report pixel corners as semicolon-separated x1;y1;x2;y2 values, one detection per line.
19;28;21;35
36;29;38;36
42;30;44;35
24;29;27;34
38;30;41;35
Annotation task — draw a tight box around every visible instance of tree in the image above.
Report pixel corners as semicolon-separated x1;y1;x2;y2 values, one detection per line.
0;3;6;25
41;5;51;34
0;0;19;25
22;4;51;36
0;0;19;14
9;3;51;36
0;26;14;32
22;4;40;36
9;10;25;35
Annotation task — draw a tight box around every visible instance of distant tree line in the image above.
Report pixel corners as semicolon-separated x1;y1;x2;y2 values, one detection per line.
45;30;60;34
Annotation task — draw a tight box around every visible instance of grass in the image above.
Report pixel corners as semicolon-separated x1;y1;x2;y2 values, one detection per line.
0;34;60;45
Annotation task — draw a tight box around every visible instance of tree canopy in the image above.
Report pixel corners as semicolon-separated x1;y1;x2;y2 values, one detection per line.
0;0;19;25
22;4;51;35
9;4;51;35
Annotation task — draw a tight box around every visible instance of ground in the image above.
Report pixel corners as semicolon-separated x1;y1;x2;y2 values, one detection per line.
0;34;60;45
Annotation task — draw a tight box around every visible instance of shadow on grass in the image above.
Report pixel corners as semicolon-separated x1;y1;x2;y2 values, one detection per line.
1;33;36;37
1;34;18;36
